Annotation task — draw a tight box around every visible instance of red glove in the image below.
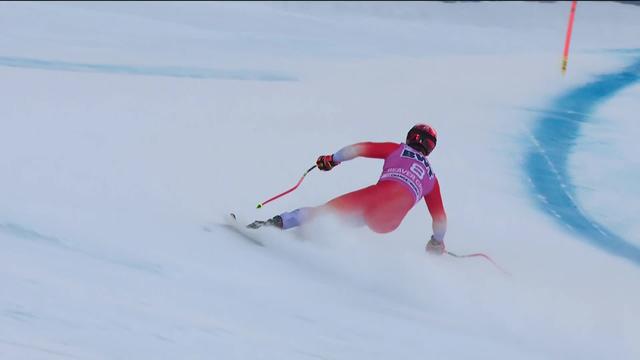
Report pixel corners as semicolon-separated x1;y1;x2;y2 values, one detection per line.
316;154;338;171
426;236;445;255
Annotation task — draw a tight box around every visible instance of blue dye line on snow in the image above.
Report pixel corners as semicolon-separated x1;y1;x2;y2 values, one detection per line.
525;55;640;265
0;56;297;81
0;222;164;274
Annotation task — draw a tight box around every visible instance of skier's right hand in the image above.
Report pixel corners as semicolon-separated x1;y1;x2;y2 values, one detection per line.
426;236;445;255
316;154;339;171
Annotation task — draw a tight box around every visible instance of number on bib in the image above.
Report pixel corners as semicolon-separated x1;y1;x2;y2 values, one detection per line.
410;163;426;180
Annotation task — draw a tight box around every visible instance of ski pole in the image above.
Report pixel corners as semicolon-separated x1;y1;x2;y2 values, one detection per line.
446;251;511;276
256;165;317;209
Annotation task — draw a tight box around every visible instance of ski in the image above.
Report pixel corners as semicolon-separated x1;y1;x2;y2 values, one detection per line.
219;213;265;246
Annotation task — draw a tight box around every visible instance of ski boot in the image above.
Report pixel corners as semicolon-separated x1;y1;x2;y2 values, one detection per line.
247;215;283;229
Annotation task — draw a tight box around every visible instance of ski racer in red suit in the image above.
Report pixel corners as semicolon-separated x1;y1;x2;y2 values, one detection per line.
249;124;447;254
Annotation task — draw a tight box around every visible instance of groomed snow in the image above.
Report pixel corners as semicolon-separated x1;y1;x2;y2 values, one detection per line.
1;2;639;359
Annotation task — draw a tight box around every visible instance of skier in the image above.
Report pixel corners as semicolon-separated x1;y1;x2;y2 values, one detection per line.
249;124;447;254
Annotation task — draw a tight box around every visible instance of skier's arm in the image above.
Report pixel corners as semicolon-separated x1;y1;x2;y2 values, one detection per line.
317;142;399;171
333;142;399;162
424;176;447;243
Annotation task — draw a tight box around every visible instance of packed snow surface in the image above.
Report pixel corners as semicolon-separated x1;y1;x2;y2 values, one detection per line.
1;2;639;359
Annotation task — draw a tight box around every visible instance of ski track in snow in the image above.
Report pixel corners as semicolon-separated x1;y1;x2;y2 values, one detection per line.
0;56;297;82
0;222;165;275
0;338;79;359
525;53;640;265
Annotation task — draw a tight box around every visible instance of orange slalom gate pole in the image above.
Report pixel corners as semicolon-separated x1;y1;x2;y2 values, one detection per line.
562;0;578;75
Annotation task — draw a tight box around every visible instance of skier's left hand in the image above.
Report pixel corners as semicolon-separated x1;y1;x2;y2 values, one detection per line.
426;236;445;255
316;154;338;171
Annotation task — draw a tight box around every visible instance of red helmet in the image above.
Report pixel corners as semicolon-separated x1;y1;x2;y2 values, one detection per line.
406;124;437;155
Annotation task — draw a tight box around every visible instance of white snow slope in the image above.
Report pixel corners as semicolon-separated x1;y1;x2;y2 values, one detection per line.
1;2;639;359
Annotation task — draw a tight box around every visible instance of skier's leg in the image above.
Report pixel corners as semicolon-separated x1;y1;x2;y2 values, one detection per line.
324;184;379;215
279;207;317;229
268;184;395;231
362;182;415;234
274;185;379;230
278;186;375;230
364;195;413;233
